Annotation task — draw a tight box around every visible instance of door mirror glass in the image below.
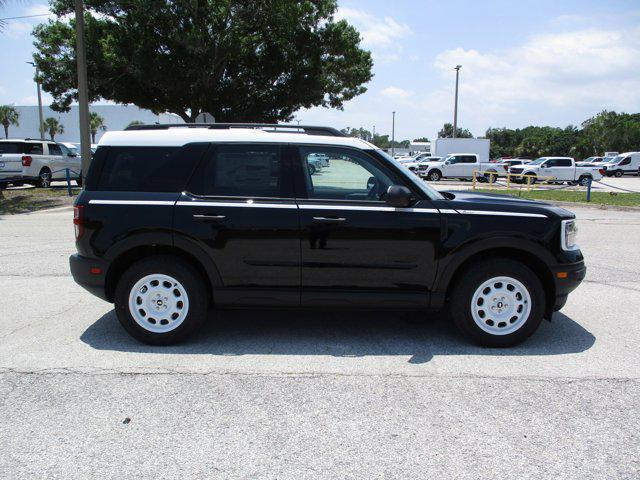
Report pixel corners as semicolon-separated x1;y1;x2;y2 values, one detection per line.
385;185;413;208
444;160;451;165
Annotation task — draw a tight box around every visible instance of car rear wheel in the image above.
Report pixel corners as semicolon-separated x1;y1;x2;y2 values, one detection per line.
484;172;498;183
36;168;52;188
114;255;208;345
449;258;545;347
578;175;591;187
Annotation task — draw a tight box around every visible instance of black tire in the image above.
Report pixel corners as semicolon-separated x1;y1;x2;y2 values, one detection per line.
614;170;623;178
522;172;537;185
427;170;442;181
36;168;52;188
484;172;498;183
578;175;591;187
449;258;545;347
114;255;208;345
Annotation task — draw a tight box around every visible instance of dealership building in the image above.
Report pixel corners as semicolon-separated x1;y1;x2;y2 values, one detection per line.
4;105;183;143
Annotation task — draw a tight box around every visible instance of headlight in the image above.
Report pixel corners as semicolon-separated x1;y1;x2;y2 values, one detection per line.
561;219;578;251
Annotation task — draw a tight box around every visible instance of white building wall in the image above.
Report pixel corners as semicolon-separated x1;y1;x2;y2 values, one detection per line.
4;105;183;142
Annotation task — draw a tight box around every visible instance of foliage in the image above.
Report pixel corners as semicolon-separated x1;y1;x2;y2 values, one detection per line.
43;117;64;140
486;111;640;160
413;137;429;142
438;123;474;138
125;120;145;129
33;0;373;123
89;111;107;143
341;127;410;149
0;105;20;139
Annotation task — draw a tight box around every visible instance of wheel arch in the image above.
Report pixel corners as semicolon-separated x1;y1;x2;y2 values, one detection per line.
433;240;556;318
104;234;221;304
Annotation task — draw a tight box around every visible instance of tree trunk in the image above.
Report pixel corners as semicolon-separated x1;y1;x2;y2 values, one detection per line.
3;125;7;139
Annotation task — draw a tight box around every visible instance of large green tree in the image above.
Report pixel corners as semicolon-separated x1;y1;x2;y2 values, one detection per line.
32;0;373;123
89;112;107;143
43;117;64;140
438;123;473;138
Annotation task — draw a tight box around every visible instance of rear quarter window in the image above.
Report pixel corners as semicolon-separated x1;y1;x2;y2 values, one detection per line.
0;142;25;154
87;145;207;192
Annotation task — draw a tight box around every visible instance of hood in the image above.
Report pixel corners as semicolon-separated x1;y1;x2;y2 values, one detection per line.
441;190;575;219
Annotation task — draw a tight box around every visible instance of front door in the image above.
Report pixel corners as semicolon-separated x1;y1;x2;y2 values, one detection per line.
293;145;441;308
174;143;300;306
444;155;466;178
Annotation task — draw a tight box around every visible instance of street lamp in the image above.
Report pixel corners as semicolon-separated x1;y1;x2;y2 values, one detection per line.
26;61;45;140
453;65;461;139
74;0;92;178
391;112;396;156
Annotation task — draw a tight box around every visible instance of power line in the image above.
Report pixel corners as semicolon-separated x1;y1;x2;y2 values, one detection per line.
0;13;53;21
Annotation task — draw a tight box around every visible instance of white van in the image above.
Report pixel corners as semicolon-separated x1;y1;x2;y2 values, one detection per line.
603;152;640;177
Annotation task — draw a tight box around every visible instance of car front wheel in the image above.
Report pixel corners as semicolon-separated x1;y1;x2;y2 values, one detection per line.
427;170;442;181
114;255;208;345
449;258;545;347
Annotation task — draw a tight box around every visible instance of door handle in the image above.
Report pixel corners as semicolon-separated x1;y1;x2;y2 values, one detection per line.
193;214;226;222
312;216;346;223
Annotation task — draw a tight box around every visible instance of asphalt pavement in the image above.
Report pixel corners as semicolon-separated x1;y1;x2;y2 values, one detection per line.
0;205;638;479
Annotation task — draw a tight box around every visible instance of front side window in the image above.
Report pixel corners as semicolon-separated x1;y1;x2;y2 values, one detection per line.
189;144;283;198
619;157;631;166
48;143;62;156
298;146;401;201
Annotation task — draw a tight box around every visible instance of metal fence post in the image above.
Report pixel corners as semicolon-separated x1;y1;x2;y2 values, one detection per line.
472;170;477;190
65;168;72;197
586;178;592;202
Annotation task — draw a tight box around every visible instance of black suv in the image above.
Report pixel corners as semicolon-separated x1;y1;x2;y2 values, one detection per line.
70;124;585;347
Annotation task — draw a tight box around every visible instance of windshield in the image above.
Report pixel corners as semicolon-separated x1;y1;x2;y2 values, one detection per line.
603;157;616;163
375;149;444;201
610;155;624;163
528;158;547;165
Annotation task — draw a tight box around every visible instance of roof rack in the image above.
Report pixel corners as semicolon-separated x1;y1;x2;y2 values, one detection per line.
124;123;347;137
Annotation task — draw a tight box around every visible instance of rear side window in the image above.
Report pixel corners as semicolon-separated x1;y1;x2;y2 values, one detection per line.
25;143;43;155
88;145;205;192
0;142;25;154
463;156;477;163
188;144;285;198
556;159;572;167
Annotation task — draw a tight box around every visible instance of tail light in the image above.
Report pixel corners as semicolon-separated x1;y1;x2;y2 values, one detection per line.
21;155;32;167
599;168;605;175
503;165;509;171
73;205;84;240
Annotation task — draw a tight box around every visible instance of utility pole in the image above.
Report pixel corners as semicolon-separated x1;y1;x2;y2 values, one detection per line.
391;112;396;156
75;0;92;178
453;65;461;139
26;62;45;140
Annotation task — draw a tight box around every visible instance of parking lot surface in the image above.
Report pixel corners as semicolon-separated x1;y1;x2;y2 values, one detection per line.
1;205;639;479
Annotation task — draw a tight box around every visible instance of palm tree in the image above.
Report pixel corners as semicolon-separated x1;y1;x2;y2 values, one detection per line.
0;105;20;139
43;117;64;140
89;112;107;143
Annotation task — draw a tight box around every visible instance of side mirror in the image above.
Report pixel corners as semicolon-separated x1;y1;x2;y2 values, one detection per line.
444;160;451;165
385;185;413;208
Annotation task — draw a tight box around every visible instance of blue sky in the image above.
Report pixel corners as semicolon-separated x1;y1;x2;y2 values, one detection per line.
1;0;639;140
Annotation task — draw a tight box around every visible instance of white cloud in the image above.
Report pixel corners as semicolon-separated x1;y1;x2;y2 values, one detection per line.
4;21;34;39
380;86;414;100
432;27;640;111
24;4;54;18
335;7;411;47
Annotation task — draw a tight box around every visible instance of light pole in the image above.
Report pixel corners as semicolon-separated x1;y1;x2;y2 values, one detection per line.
75;0;92;178
453;65;461;139
372;125;375;144
391;112;396;155
26;62;45;140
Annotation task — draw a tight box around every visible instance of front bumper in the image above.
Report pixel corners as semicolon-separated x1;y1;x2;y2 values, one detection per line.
550;260;586;312
69;254;110;302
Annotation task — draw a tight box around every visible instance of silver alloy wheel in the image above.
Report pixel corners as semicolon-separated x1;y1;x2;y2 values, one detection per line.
128;274;190;333
470;276;532;336
40;171;51;188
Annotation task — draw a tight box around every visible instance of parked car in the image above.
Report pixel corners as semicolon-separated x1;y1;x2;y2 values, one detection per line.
576;156;603;166
0;139;82;187
70;123;585;348
417;157;443;177
509;157;603;186
308;152;330;168
481;158;531;182
602;152;640;177
421;153;495;181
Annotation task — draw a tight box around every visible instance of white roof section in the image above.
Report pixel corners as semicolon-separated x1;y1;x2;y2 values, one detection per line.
98;127;375;149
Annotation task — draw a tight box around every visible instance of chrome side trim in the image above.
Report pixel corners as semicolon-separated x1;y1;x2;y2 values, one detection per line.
456;209;547;218
298;204;440;213
176;201;297;209
89;200;175;205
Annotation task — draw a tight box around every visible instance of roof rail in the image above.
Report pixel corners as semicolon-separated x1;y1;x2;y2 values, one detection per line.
124;122;347;137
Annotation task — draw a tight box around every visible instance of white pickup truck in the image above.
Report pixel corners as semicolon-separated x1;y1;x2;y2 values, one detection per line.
0;139;82;187
421;153;493;181
508;157;604;186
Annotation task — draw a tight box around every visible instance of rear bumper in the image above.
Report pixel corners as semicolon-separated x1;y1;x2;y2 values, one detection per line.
551;261;586;312
69;254;110;302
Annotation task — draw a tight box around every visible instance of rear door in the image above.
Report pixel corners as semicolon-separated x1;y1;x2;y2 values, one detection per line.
293;145;441;308
174;143;300;306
